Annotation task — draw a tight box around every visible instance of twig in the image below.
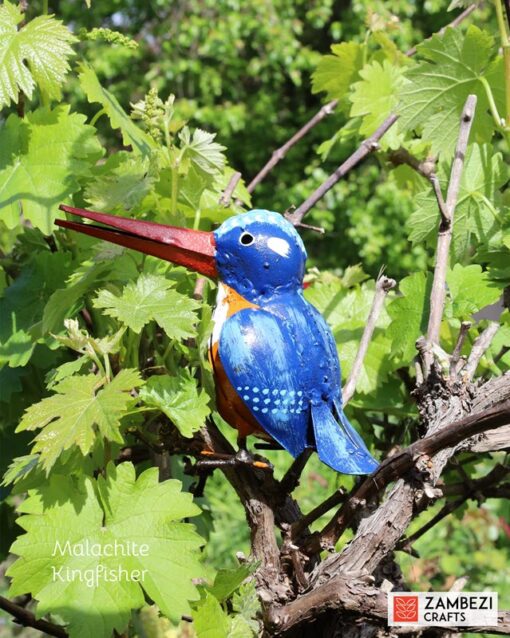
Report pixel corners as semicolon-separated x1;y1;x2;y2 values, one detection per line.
0;595;68;638
287;115;398;225
280;449;313;494
388;147;436;179
219;171;242;206
405;4;478;56
193;277;206;300
441;463;510;497
342;275;396;404
388;149;449;223
471;424;510;453
291;488;346;540
245;100;339;195
464;321;500;380
115;445;151;465
307;395;510;552
397;496;467;552
450;321;472;378
293;221;325;234
495;345;510;364
426;95;477;349
245;5;477;198
399;462;510;552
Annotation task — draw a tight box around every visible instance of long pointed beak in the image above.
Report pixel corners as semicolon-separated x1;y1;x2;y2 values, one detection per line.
56;205;218;279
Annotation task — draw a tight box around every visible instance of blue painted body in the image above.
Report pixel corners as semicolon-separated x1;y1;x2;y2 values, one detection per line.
213;210;378;475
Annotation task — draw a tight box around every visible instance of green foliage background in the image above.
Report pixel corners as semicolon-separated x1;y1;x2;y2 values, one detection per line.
0;0;509;636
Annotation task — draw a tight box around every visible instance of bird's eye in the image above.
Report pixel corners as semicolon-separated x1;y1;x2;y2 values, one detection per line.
239;232;254;246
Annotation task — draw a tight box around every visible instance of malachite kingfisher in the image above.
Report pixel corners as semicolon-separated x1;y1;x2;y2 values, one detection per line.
56;205;378;475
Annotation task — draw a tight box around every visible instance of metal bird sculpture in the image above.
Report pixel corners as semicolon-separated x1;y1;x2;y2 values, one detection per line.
56;206;378;475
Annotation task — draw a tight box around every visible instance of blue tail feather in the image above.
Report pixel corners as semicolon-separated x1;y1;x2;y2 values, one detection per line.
311;402;378;475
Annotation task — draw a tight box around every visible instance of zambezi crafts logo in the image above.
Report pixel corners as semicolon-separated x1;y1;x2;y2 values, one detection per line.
393;596;419;623
388;592;498;626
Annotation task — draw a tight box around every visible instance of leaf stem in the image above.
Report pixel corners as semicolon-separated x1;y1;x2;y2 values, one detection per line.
90;107;106;127
479;76;503;128
171;167;178;218
495;0;510;46
494;0;510;125
42;0;48;14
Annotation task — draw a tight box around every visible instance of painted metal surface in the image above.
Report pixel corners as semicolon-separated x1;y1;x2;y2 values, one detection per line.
213;211;377;474
56;205;378;475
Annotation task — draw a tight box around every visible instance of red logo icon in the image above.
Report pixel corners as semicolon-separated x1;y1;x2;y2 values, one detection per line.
393;596;419;622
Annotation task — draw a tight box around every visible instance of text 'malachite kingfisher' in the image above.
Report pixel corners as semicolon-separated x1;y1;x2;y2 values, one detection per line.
56;205;378;475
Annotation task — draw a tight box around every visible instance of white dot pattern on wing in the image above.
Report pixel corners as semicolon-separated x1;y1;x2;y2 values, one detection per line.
235;386;307;414
215;210;307;259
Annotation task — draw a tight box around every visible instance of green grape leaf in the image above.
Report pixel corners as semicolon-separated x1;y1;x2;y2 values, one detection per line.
42;262;113;333
192;593;230;638
179;127;226;179
398;26;503;156
0;1;76;108
388;272;433;362
45;356;92;389
55;319;125;358
207;563;257;602
349;60;404;149
94;274;200;340
407;144;506;257
231;581;261;634
446;264;501;319
139;374;210;438
1;454;39;487
78;61;155;156
85;152;155;213
16;369;143;472
7;462;204;638
0;251;72;367
0;106;103;234
311;42;364;106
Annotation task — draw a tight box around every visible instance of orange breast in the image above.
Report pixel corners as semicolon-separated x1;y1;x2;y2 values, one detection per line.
208;285;268;439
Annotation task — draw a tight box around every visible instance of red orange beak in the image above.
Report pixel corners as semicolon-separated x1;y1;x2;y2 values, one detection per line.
56;205;218;279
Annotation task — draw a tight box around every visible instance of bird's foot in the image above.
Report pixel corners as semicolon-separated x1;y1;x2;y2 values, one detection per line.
189;448;273;472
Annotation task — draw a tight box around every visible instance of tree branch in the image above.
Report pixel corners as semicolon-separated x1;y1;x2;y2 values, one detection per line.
267;577;510;636
290;488;346;541
279;449;313;494
310;394;510;552
286;114;399;226
342;275;396;404
244;4;477;198
388;148;449;223
245;100;338;195
470;424;510;452
406;4;478;56
219;171;242;206
426;95;477;348
464;321;500;380
0;595;68;638
450;320;472;378
441;463;509;497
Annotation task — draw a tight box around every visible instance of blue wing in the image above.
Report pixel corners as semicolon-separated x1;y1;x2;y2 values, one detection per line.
219;300;379;475
219;308;310;457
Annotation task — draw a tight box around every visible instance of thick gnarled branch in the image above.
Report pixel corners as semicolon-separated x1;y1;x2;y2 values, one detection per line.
310;393;510;553
0;595;68;638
